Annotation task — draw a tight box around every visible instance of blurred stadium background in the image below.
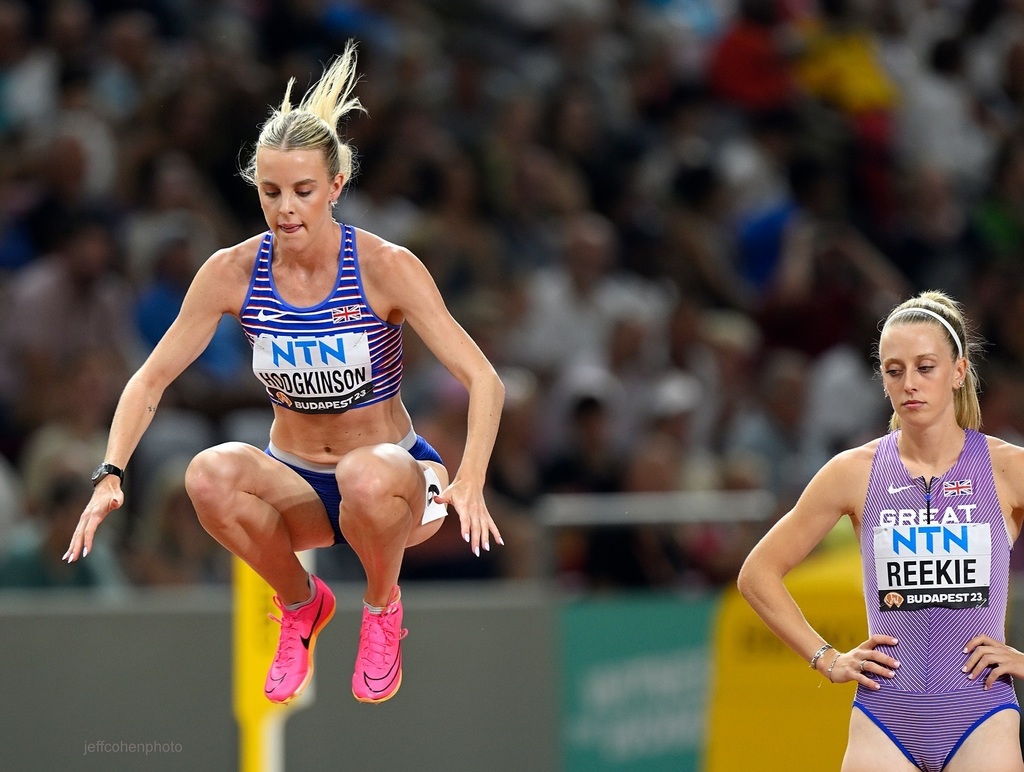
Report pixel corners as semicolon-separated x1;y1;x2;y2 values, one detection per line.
4;0;1024;769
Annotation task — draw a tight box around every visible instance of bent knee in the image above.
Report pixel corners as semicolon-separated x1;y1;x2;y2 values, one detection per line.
185;442;252;506
336;444;419;507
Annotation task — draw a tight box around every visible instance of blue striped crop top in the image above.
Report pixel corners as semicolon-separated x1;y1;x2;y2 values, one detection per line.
238;225;403;414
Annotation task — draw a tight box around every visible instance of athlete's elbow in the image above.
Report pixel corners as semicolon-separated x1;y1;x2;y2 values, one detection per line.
736;560;753;600
736;553;764;603
470;362;504;406
493;368;506;405
125;365;173;405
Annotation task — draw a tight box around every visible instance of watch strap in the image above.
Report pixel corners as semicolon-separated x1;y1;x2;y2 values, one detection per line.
92;462;124;486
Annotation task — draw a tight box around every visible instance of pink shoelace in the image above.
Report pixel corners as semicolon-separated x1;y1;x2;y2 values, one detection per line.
268;596;299;667
359;610;408;668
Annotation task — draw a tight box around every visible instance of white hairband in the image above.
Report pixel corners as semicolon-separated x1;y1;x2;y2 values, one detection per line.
885;307;963;359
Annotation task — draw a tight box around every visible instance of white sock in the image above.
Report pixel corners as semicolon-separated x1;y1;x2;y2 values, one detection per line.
364;587;399;615
284;575;316;612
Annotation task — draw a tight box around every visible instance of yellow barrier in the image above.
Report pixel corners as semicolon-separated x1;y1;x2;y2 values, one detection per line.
233;555;316;772
705;544;867;771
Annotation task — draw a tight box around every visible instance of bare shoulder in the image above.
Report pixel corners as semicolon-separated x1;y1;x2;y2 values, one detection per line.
822;438;880;481
986;434;1024;465
799;437;881;516
987;434;1024;492
987;434;1024;536
202;234;264;283
185;234;263;313
353;227;435;319
354;228;420;275
747;437;884;565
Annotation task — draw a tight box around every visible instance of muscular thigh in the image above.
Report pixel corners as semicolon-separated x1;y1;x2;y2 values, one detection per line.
842;708;917;772
946;708;1023;772
190;442;335;551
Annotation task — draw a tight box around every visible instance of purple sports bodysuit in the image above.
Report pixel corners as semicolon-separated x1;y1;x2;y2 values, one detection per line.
855;429;1019;771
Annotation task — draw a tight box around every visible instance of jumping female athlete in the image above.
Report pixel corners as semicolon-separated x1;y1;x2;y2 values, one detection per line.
63;40;505;706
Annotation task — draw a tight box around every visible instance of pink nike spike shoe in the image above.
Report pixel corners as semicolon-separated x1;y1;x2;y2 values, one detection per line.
352;585;408;704
264;575;336;704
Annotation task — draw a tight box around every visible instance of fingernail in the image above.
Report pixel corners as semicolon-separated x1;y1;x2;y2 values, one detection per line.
497;537;505;546
963;647;969;654
483;542;490;552
473;545;480;557
463;533;470;543
83;547;88;558
962;666;968;673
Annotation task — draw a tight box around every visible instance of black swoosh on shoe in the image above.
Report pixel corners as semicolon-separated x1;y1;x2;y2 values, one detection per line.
363;649;402;695
265;673;286;694
300;596;325;650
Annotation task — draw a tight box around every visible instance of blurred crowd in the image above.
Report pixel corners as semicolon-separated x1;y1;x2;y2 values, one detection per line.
3;0;1024;593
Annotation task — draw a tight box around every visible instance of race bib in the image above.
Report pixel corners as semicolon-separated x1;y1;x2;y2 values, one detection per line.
873;523;991;611
252;332;374;413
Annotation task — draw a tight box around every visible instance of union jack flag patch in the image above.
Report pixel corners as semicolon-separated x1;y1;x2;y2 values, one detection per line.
942;479;973;497
332;305;362;323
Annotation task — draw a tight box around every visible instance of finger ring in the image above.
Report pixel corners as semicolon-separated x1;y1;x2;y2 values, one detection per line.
860;660;868;672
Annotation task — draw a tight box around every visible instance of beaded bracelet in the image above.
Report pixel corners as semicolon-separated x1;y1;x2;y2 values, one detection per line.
809;643;833;670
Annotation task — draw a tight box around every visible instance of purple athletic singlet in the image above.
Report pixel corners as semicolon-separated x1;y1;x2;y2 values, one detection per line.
855;429;1018;771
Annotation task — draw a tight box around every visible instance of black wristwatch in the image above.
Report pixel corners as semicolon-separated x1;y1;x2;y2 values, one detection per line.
91;462;124;487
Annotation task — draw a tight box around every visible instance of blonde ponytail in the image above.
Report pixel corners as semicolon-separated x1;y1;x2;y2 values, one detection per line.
241;40;366;187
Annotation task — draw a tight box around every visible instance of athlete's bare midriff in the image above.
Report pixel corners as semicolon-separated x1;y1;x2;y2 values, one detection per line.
267;394;414;465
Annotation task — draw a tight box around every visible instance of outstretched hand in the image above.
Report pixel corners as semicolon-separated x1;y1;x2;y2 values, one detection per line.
433;477;503;557
62;480;124;562
963;635;1024;689
822;634;900;689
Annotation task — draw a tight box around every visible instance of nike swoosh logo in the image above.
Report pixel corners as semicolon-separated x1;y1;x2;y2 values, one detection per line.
363;648;402;694
265;673;286;694
256;308;288;322
300;596;325;650
888;483;915;495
